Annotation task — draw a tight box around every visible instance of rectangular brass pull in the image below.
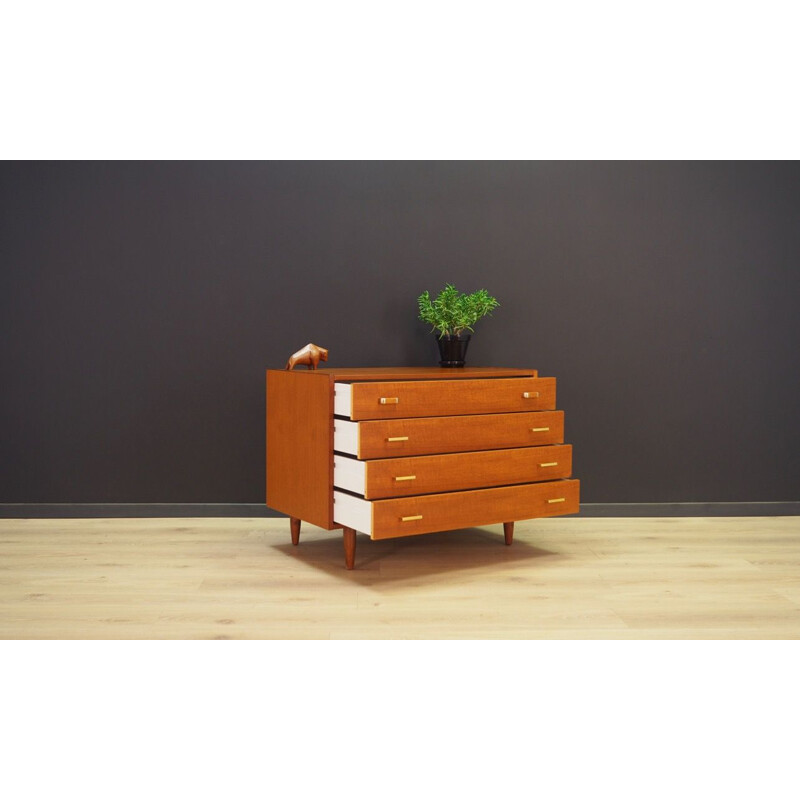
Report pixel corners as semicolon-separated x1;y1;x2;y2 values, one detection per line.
547;497;566;504
539;462;558;467
531;427;550;432
380;397;399;405
401;515;423;522
394;475;417;482
523;391;540;399
387;436;409;442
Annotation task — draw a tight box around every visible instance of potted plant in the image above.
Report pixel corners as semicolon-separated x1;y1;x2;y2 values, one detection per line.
417;284;500;367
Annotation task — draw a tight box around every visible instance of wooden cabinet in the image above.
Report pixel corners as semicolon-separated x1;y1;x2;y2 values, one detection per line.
266;367;579;569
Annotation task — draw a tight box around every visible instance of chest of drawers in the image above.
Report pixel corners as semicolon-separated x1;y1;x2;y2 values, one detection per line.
266;367;579;569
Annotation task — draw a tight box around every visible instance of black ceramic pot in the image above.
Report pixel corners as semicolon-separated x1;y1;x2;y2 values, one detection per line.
436;333;471;367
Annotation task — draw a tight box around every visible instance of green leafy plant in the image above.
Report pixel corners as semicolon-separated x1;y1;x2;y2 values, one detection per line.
417;284;500;338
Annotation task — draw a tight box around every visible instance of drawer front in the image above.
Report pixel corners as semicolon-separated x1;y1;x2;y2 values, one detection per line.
339;377;555;420
333;479;580;540
352;411;564;459
359;445;572;499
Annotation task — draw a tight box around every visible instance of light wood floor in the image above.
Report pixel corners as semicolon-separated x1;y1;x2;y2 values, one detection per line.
1;516;798;639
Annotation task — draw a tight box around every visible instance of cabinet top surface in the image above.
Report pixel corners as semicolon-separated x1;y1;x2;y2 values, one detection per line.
268;367;537;381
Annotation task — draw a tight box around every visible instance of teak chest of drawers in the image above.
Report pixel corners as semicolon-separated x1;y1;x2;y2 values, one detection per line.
266;367;579;569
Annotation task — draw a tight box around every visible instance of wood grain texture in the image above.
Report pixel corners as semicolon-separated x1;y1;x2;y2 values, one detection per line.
3;516;798;639
343;527;356;570
504;521;514;545
266;369;334;529
370;480;580;540
311;367;536;381
360;445;572;499
347;377;556;420
356;411;565;459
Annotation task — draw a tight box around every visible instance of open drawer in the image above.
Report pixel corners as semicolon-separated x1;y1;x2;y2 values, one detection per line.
334;377;556;420
334;410;564;459
333;479;580;540
334;445;573;499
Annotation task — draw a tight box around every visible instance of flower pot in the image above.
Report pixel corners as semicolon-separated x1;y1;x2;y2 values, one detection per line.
436;333;471;367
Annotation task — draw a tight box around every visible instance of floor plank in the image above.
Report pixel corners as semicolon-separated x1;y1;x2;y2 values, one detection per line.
0;516;798;639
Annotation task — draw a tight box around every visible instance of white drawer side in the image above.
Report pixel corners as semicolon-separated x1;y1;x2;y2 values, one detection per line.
334;382;353;417
333;455;366;494
333;419;359;455
333;490;373;536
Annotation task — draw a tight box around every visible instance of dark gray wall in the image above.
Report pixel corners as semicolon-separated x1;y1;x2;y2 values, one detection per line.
1;162;798;506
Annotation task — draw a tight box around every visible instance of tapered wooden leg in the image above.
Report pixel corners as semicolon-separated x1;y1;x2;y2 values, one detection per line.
503;521;514;546
343;527;356;570
290;517;301;546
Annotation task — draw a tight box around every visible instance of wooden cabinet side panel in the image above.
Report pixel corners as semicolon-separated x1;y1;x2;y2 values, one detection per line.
266;370;334;530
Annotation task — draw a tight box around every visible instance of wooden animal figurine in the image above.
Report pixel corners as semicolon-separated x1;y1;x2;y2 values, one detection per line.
285;343;329;370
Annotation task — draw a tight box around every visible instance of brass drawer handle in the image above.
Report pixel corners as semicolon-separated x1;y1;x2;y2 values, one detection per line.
380;397;399;405
401;515;423;522
387;436;409;442
531;427;550;432
539;462;558;467
394;475;417;482
523;391;540;399
548;497;566;504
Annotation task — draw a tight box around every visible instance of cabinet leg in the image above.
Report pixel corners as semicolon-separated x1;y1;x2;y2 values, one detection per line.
343;527;356;570
503;521;514;546
290;517;301;546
